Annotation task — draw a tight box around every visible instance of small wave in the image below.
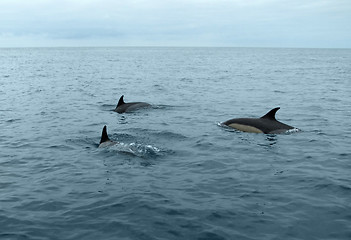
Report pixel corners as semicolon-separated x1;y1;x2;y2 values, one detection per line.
66;138;99;149
0;233;30;240
5;118;22;123
102;142;162;158
47;144;75;151
100;104;116;111
151;104;173;110
127;128;188;140
285;128;301;134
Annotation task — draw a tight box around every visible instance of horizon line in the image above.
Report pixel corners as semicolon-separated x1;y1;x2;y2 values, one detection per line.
1;45;350;50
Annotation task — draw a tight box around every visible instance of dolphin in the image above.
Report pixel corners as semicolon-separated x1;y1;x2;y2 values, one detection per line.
99;125;118;147
222;107;295;134
114;95;151;113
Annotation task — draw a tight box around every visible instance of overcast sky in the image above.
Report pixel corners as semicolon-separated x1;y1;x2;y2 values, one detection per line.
0;0;350;48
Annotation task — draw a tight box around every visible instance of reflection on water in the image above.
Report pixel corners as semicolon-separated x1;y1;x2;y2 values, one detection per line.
266;135;277;146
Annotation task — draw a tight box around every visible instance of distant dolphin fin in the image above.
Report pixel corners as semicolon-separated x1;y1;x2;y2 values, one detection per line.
261;107;280;120
117;95;125;107
100;125;110;144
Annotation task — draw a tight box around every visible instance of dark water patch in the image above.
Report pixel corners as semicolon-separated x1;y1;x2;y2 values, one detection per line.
5;118;22;123
197;232;227;240
17;200;69;213
7;142;37;149
66;137;98;149
47;144;75;151
314;181;351;194
0;232;31;240
338;153;350;158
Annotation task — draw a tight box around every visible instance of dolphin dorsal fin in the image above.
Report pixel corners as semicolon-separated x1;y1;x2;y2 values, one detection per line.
261;107;280;120
100;125;110;144
117;95;125;107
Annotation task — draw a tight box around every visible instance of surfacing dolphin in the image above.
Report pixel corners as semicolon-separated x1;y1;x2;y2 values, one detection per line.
114;95;151;113
222;107;296;134
99;125;118;147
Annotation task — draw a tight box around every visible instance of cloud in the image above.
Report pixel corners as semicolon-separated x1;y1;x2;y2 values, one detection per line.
0;0;350;47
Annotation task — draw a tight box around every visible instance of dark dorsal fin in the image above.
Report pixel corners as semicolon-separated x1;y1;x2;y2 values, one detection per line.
261;107;280;120
100;125;110;144
117;95;125;107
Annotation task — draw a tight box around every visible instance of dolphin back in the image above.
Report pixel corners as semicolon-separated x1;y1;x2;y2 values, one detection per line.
223;107;295;134
114;95;151;113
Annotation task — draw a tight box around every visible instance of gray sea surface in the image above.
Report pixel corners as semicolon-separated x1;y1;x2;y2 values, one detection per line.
1;47;351;240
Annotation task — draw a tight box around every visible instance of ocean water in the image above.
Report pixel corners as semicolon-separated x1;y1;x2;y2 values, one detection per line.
0;47;350;240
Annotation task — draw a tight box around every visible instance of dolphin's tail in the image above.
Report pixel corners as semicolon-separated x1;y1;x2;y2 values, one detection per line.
100;125;110;144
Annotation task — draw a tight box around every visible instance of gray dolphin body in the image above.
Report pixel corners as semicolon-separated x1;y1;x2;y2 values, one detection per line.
114;95;151;113
99;125;118;148
223;107;295;134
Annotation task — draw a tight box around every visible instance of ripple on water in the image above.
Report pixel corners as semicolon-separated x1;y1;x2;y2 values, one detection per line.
1;47;351;240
